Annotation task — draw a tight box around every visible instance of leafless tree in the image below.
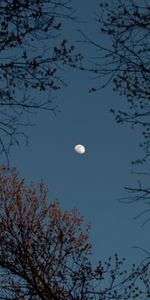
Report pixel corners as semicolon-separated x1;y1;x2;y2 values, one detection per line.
77;0;150;163
0;0;80;163
83;0;150;221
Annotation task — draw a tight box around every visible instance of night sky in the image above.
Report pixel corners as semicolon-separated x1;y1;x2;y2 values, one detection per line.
9;0;149;266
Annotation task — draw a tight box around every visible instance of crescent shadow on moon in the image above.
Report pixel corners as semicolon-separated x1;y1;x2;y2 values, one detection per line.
74;144;86;154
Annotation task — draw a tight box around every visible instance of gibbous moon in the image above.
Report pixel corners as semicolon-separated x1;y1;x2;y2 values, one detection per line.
74;144;86;154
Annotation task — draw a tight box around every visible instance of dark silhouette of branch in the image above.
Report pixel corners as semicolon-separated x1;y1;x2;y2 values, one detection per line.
119;174;150;225
0;0;80;163
77;0;150;163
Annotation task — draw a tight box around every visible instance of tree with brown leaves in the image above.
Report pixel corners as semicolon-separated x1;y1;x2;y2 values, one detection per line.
0;168;91;299
0;168;150;299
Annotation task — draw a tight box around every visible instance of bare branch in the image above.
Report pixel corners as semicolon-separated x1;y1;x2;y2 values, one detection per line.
0;0;80;164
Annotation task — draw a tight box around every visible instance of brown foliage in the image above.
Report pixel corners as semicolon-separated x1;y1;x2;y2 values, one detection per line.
0;168;91;299
0;168;150;299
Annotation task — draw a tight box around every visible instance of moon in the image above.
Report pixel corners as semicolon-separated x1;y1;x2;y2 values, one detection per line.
74;144;86;154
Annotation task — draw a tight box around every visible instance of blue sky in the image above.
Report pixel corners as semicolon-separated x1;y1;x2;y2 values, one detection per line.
9;0;149;267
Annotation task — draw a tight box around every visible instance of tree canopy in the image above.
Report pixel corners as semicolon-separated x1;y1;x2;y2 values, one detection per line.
79;0;150;164
0;167;150;299
0;0;79;162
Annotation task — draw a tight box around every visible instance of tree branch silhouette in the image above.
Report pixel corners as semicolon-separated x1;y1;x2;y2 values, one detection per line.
0;0;80;163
